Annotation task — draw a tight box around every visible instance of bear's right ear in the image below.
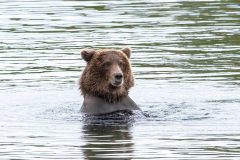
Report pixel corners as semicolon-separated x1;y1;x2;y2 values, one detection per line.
81;49;96;62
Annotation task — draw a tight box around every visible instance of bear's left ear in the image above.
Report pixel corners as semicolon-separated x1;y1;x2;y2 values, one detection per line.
121;47;131;58
81;49;96;62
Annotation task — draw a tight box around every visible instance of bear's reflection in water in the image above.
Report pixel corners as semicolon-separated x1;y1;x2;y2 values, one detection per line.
81;123;133;159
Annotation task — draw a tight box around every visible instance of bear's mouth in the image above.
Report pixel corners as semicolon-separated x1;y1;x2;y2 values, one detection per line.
110;75;124;88
111;82;122;87
110;81;123;88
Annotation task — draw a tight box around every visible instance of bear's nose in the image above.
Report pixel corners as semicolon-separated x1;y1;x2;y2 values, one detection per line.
114;73;123;80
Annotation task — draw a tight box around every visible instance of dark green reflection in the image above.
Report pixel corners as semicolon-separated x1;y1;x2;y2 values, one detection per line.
82;124;133;159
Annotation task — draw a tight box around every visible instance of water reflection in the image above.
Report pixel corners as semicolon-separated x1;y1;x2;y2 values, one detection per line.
81;124;133;159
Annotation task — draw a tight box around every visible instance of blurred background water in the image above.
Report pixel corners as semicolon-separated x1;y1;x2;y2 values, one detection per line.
0;0;240;159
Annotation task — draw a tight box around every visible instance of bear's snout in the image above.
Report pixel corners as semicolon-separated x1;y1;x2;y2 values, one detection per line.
111;72;124;87
110;65;124;87
114;73;123;85
114;73;123;80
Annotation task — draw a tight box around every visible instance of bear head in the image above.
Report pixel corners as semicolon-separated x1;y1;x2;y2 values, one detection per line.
79;47;134;103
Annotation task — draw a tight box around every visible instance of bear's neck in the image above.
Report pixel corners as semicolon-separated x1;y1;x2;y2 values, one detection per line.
83;90;128;104
81;94;140;115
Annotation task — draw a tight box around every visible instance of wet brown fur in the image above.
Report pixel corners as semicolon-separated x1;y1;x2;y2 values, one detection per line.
79;48;134;103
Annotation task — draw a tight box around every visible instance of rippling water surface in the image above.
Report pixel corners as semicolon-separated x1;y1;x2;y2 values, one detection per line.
1;0;240;159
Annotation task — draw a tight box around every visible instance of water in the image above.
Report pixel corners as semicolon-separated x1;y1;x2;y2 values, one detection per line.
1;0;240;159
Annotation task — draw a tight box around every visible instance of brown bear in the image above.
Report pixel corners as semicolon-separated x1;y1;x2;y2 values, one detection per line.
79;47;141;115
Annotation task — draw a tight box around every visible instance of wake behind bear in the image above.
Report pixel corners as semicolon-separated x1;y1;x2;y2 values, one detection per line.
79;47;141;116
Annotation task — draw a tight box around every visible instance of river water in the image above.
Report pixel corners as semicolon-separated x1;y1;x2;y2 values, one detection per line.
1;0;240;159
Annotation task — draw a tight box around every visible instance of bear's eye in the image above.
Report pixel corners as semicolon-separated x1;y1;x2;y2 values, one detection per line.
118;60;124;66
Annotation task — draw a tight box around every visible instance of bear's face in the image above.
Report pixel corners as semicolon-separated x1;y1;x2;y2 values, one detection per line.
80;48;134;103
